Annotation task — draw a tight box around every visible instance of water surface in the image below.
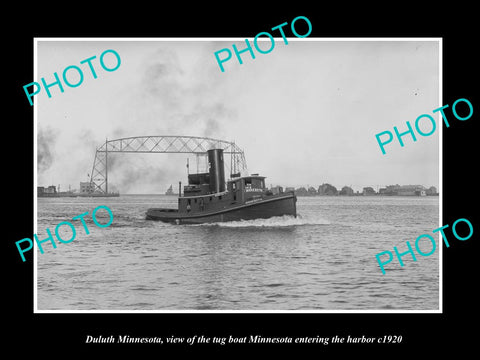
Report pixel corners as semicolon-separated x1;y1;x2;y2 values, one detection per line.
36;195;439;311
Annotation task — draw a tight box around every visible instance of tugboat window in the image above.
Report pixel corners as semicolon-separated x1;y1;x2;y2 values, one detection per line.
252;178;263;188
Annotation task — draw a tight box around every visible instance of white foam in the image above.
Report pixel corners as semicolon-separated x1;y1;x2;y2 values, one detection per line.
198;214;331;228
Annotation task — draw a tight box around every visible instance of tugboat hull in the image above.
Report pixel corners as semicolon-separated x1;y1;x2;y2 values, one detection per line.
146;193;296;225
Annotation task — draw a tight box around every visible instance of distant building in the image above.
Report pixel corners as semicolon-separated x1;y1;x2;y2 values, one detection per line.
295;187;309;196
416;189;427;196
38;185;57;197
80;182;95;193
384;184;400;195
363;187;376;196
339;186;354;196
285;187;295;193
45;185;57;194
318;183;338;196
398;185;426;196
381;184;426;196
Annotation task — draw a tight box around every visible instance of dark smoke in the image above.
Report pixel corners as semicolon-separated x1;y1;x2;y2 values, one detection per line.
100;44;241;193
136;46;238;138
37;126;58;173
107;153;185;193
142;50;184;109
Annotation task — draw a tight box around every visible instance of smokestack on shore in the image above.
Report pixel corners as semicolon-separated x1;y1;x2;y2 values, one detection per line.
208;149;225;193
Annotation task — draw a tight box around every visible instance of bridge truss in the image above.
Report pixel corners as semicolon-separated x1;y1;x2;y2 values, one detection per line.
89;135;248;194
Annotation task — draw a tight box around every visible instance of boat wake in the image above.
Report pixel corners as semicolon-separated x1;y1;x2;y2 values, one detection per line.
197;214;330;228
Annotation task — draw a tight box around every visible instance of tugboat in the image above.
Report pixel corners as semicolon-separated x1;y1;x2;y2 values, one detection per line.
146;148;296;224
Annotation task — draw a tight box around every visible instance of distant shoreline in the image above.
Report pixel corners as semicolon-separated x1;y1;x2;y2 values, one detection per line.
37;183;439;198
113;193;440;197
291;193;439;197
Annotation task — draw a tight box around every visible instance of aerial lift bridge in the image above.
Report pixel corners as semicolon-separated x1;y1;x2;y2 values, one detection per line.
88;135;248;194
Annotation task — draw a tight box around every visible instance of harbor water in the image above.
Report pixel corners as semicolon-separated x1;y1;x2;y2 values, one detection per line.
36;195;439;311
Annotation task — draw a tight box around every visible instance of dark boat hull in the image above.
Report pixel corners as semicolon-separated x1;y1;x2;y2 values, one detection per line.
146;193;296;224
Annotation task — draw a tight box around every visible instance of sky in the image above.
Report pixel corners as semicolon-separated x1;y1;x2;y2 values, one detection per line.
36;39;440;194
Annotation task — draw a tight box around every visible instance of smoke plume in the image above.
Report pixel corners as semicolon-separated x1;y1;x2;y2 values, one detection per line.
37;126;58;173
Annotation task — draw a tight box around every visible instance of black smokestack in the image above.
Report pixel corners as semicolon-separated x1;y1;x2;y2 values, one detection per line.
208;149;225;193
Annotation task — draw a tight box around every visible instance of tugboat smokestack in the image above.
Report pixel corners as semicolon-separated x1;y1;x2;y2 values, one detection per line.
208;149;225;193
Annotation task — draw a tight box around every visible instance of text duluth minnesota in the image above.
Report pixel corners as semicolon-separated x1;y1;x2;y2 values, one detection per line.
85;335;336;345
